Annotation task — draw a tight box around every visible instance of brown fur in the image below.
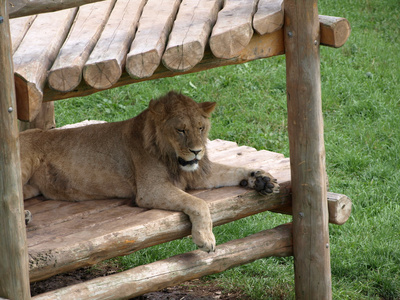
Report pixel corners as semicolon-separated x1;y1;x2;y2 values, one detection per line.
20;91;279;251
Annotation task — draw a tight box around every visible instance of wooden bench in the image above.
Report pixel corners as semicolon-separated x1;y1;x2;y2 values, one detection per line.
0;0;351;299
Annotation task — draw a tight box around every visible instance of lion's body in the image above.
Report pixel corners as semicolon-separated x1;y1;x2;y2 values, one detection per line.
20;92;279;251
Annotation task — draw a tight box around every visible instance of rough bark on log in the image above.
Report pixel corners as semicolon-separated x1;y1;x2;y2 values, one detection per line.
43;29;285;102
13;8;77;121
9;0;106;19
47;0;115;92
284;0;332;298
10;15;36;53
126;0;181;79
31;224;293;300
209;0;258;59
162;0;223;72
253;0;284;35
319;15;351;48
83;0;146;89
0;5;31;299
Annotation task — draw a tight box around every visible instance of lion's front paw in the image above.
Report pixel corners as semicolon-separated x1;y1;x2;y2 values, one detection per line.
240;170;280;194
192;228;216;253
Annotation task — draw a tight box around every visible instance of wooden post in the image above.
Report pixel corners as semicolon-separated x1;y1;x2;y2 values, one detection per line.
284;0;332;299
19;102;56;131
0;1;31;299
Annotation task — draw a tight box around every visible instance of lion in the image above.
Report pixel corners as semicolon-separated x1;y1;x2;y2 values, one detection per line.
20;91;279;252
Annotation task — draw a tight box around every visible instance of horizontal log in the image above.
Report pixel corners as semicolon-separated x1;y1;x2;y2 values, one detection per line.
270;192;351;225
42;29;285;102
319;15;351;48
9;0;105;19
10;15;36;53
31;223;293;300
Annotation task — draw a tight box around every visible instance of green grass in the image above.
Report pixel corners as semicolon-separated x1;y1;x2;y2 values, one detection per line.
54;0;400;298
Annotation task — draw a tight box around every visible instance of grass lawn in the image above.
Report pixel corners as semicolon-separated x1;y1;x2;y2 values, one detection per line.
54;0;400;298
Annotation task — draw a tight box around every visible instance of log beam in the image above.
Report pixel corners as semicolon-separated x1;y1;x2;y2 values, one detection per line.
284;0;332;299
31;224;293;300
0;2;31;299
8;0;105;19
319;15;351;48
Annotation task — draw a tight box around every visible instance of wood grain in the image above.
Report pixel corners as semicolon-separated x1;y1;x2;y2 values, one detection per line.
10;15;36;53
0;6;31;299
253;0;284;35
13;8;77;121
284;0;332;298
83;0;147;89
31;224;292;300
48;0;115;92
162;0;223;72
210;0;258;58
126;0;181;78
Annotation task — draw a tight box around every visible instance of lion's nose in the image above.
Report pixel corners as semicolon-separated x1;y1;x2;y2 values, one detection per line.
190;149;201;156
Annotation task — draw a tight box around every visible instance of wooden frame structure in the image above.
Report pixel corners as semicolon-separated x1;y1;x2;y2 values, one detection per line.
0;0;351;299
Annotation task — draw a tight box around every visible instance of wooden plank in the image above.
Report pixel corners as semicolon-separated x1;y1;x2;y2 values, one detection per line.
10;15;36;53
9;0;106;19
126;0;181;79
47;0;116;92
284;0;332;298
162;0;223;72
83;0;147;89
0;5;31;299
13;8;77;122
319;15;351;48
42;29;285;102
209;0;258;59
31;223;293;300
253;0;284;35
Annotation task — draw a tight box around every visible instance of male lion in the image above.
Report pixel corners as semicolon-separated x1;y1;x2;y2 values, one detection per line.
20;91;279;252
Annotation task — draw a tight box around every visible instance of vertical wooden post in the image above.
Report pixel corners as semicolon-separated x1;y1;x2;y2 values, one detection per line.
19;101;56;131
284;0;332;299
0;1;31;299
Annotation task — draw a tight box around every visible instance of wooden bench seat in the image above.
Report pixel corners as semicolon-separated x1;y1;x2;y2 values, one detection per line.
25;138;351;285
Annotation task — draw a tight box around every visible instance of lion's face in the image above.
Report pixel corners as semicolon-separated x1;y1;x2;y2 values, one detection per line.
148;92;216;172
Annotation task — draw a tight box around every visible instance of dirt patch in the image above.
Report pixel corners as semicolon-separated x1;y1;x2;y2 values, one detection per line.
30;263;248;299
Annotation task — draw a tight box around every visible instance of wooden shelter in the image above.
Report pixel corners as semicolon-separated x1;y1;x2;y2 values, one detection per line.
0;0;352;299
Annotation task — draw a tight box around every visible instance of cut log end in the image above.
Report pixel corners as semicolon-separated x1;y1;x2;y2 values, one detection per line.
210;24;254;59
162;41;204;72
83;60;122;90
126;49;161;79
253;0;284;35
319;15;351;48
48;66;82;92
14;75;43;122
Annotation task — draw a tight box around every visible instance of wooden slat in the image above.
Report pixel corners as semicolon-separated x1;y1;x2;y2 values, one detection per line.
10;15;36;53
31;224;293;300
0;7;31;299
209;0;258;59
13;8;77;122
47;0;116;92
83;0;147;89
42;29;285;102
9;0;106;19
126;0;181;79
162;0;223;72
253;0;284;35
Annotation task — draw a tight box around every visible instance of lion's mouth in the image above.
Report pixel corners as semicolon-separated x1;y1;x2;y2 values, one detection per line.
178;157;199;167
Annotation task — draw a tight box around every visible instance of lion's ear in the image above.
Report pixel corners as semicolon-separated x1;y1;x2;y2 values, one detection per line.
199;102;216;117
149;99;164;116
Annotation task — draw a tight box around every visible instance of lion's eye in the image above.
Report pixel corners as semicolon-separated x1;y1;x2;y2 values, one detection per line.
199;127;204;132
177;129;185;135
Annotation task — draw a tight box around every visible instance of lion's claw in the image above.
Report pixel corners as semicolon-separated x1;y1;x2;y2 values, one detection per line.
245;170;280;194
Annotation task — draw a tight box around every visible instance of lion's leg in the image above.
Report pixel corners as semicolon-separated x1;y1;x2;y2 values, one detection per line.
136;186;215;252
197;162;280;194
